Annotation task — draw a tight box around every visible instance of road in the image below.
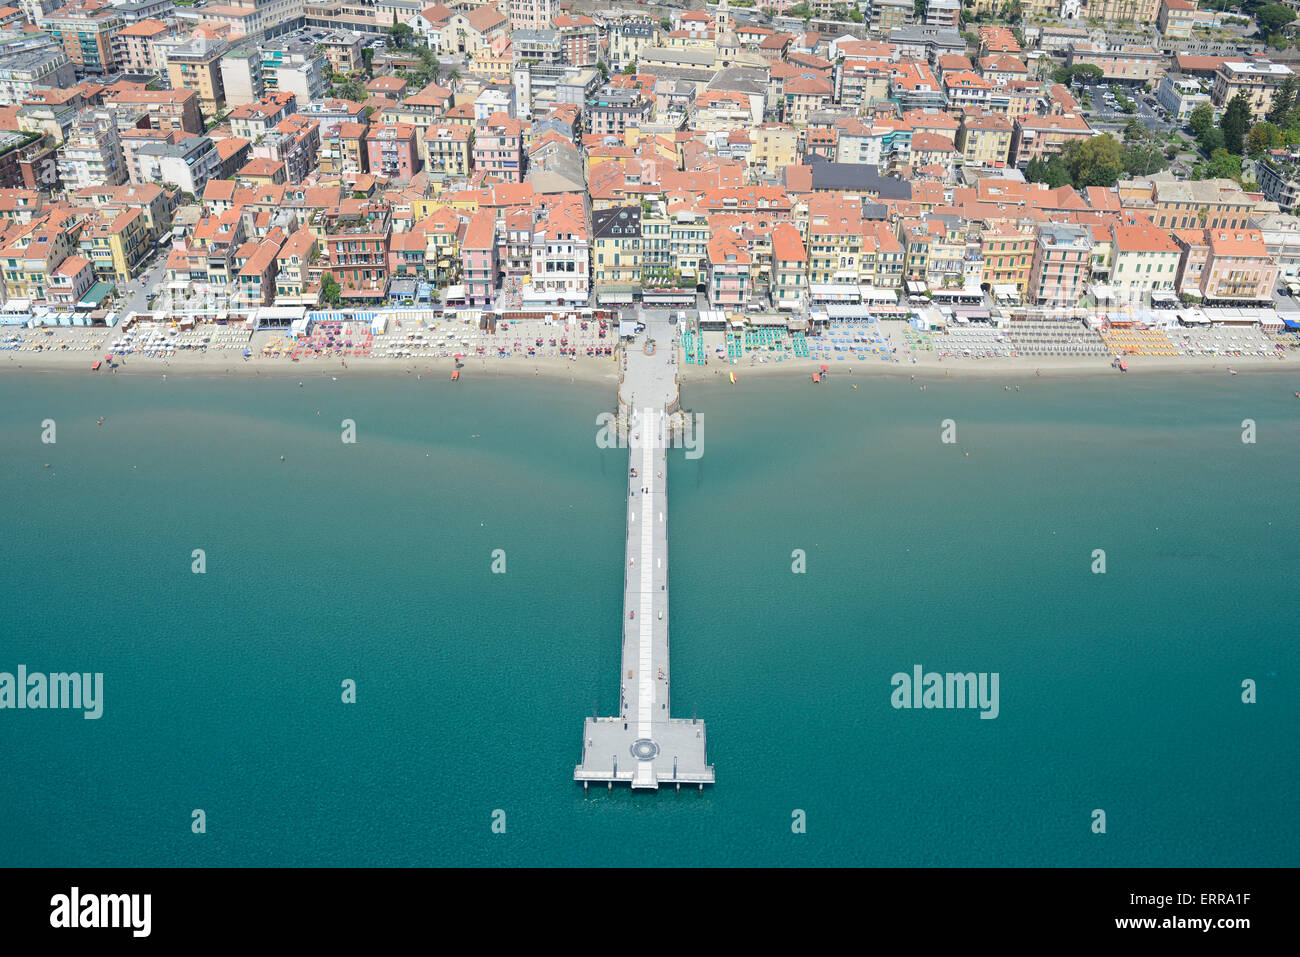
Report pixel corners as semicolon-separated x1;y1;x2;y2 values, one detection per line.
119;248;168;318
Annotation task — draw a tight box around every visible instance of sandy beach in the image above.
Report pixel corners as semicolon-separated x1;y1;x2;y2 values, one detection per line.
2;317;1295;384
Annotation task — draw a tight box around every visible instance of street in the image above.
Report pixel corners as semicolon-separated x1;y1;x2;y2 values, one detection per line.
119;246;169;318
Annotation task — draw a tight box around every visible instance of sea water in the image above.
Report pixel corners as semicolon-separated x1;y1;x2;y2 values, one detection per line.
1;369;1296;866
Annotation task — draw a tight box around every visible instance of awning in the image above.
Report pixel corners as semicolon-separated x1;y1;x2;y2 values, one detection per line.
600;292;635;303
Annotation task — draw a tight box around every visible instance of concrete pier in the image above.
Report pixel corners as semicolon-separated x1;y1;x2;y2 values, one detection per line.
574;318;714;790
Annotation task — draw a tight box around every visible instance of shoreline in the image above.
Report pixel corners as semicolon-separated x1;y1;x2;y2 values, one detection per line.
3;318;1295;385
680;353;1295;382
5;347;1292;384
0;350;621;386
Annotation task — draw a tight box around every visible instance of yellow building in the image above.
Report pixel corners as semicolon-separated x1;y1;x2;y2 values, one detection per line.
274;228;318;300
807;195;864;285
592;205;642;294
422;123;474;175
165;37;228;121
81;207;149;284
979;223;1035;297
956;112;1014;168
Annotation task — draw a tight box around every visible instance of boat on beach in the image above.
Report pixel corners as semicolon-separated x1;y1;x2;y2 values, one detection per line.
451;369;459;381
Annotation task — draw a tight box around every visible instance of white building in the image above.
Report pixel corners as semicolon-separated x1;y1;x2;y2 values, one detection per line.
220;49;265;107
56;111;127;192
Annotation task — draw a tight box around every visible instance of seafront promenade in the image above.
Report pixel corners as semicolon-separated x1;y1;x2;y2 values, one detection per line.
574;314;714;791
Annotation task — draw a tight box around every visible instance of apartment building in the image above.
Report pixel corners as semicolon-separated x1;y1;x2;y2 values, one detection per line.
165;36;228;120
1028;223;1092;307
365;123;421;182
1110;220;1180;300
1211;60;1294;114
253;114;320;185
528;195;589;304
100;86;204;135
422;123;473;178
956;112;1013;168
1198;227;1278;304
771;220;807;310
705;228;751;309
41;0;123;74
592;205;641;299
472;112;523;183
1158;0;1196;39
220;48;265;107
460;206;496;306
322;200;391;301
1066;43;1163;84
56;110;127;191
1010;113;1093;168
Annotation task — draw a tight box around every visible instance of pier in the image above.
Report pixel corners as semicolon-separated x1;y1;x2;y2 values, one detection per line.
574;315;714;791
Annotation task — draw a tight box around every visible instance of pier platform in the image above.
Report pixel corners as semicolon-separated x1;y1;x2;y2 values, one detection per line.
574;318;714;790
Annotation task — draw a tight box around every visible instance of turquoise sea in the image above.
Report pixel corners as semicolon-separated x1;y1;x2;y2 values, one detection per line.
1;367;1297;867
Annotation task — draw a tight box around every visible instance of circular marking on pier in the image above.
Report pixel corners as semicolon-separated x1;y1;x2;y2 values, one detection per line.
631;739;660;761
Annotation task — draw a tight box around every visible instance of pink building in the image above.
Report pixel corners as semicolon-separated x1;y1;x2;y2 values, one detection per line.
1028;223;1093;307
365;124;422;182
705;230;751;308
1199;228;1278;305
461;209;498;306
48;255;96;306
473;112;524;183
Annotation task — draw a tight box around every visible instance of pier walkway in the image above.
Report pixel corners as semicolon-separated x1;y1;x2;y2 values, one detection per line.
574;316;714;790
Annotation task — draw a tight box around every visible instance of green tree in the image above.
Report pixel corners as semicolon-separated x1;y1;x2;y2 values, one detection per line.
1221;92;1252;154
1121;141;1169;176
622;61;636;75
1247;121;1283;154
1257;3;1296;35
1204;147;1244;181
1267;74;1297;124
1188;102;1215;140
1025;154;1070;188
1070;64;1104;86
595;60;608;80
1200;126;1225;154
320;273;342;307
1063;134;1123;187
389;22;415;49
331;77;367;102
